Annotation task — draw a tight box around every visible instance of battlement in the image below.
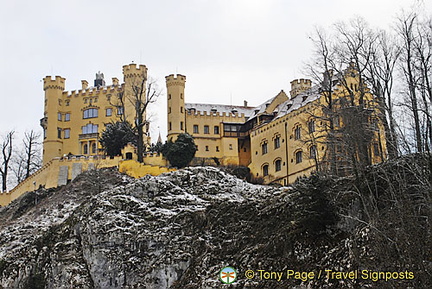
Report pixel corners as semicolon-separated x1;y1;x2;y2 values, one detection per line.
290;78;312;98
123;63;147;79
187;109;246;119
43;76;65;91
165;74;186;87
290;78;312;86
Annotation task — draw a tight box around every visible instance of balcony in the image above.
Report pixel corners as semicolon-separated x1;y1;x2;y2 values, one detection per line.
79;133;99;140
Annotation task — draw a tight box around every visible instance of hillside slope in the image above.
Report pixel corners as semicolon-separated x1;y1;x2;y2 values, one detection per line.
0;155;430;288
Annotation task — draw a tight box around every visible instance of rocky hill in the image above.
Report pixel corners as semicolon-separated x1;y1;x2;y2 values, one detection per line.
0;155;430;288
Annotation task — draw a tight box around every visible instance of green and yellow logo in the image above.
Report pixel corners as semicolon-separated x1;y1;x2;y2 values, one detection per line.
219;266;237;284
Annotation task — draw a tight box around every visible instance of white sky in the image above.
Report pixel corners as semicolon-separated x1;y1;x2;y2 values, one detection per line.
0;0;430;142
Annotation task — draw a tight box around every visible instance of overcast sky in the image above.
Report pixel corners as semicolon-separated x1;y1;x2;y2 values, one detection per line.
1;0;430;142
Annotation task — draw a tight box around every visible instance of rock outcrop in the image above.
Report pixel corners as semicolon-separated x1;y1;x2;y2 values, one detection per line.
0;157;430;288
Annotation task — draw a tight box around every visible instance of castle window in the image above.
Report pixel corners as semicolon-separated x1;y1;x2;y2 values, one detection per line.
65;100;70;106
64;129;70;139
216;146;219;152
262;164;269;176
214;126;219;134
106;108;112;116
294;126;301;140
169;122;172;130
310;145;317;159
83;144;88;154
92;143;97;154
229;144;233;150
262;142;268;155
82;123;98;134
168;107;171;114
308;120;315;133
180;121;184;130
295;150;303;164
274;136;280;149
275;159;282;172
180;107;183;113
204;125;209;134
83;108;98;119
333;116;340;128
205;146;209;151
193;125;199;134
373;143;380;157
180;93;183;99
65;113;70;121
58;113;62;121
117;107;124;115
57;128;62;139
168;94;171;100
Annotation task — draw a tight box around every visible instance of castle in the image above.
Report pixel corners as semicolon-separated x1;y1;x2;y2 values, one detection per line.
41;64;151;164
166;65;386;185
0;63;386;206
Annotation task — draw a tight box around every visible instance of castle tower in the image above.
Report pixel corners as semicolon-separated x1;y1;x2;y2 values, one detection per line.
166;74;186;141
290;79;312;98
41;76;66;164
122;64;148;123
122;64;151;147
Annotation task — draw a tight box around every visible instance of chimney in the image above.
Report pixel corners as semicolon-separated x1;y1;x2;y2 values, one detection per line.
81;80;88;90
112;77;119;86
244;100;248;107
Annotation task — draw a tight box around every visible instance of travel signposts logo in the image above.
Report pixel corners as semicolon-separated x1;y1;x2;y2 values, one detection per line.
219;266;237;284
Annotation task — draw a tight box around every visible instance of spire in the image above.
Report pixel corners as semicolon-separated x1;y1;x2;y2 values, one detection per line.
157;131;162;144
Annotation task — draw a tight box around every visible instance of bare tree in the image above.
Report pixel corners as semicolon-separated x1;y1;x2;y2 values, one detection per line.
0;131;14;192
114;76;160;163
306;20;383;178
397;13;423;152
12;130;41;184
366;30;401;158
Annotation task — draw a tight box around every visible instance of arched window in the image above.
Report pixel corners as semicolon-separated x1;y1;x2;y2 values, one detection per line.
83;108;98;119
82;124;98;134
309;145;317;159
308;119;315;133
274;135;281;149
92;143;97;154
294;126;301;140
295;150;303;164
262;164;269;176
83;144;88;154
261;142;268;155
274;159;282;172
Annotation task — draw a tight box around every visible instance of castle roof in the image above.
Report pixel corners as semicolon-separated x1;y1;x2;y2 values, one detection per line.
275;85;321;119
185;103;255;116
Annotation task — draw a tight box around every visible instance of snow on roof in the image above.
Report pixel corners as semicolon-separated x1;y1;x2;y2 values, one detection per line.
185;103;256;116
275;85;321;119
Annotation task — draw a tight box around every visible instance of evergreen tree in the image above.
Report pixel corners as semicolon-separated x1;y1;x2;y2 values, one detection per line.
161;133;197;168
99;122;136;157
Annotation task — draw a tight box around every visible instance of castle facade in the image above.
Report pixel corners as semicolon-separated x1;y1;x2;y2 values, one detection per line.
41;64;150;165
166;66;386;185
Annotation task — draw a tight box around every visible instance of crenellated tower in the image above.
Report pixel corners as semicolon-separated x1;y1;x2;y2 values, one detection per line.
166;74;186;141
290;79;312;98
41;76;66;164
122;64;151;147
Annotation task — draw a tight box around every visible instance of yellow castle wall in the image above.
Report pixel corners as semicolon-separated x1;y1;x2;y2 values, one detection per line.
0;152;172;207
42;64;149;165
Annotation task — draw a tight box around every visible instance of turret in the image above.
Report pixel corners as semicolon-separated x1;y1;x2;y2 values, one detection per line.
290;79;312;98
166;74;186;141
121;63;148;124
122;64;150;147
42;76;66;164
